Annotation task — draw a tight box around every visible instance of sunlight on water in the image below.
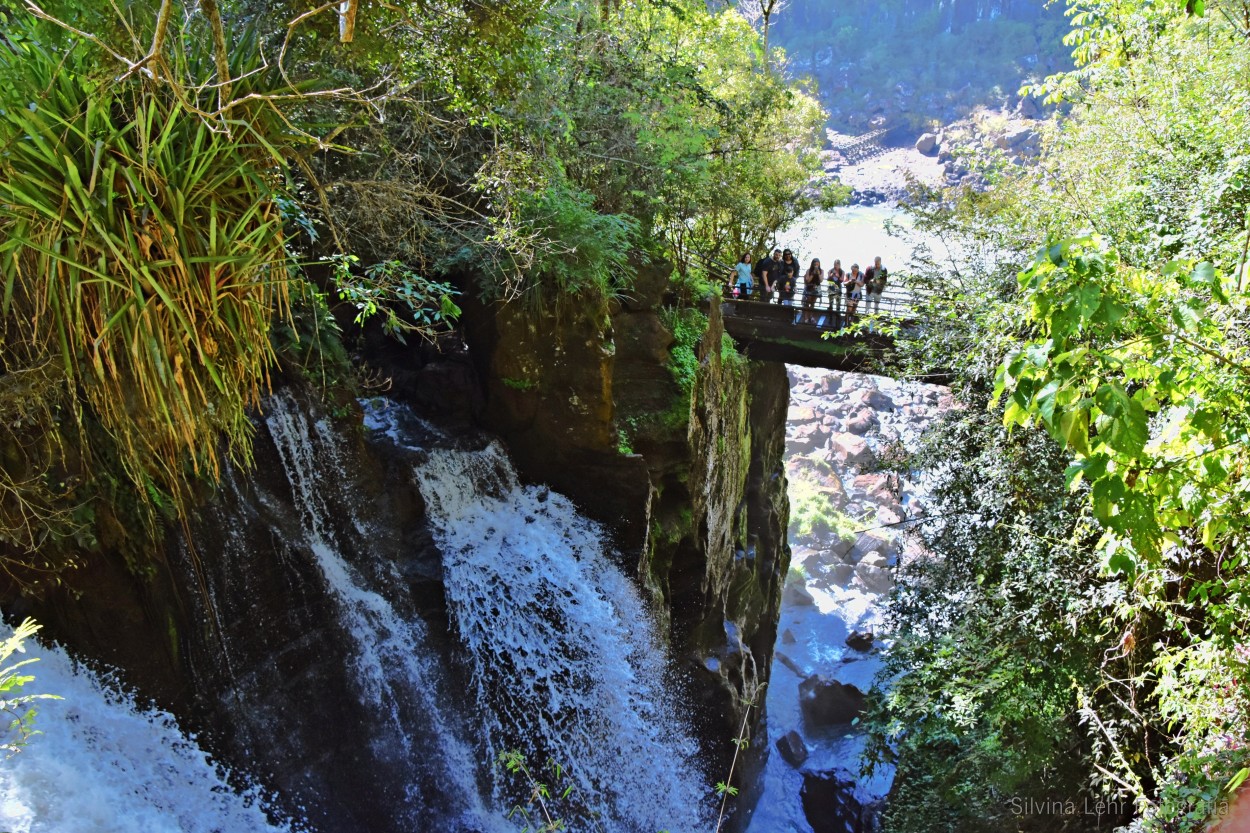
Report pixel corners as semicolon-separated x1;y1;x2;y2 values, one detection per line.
778;205;915;270
410;438;713;833
0;641;294;833
266;393;507;833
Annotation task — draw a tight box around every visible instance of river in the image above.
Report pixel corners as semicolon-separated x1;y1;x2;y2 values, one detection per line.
778;205;917;274
739;198;951;833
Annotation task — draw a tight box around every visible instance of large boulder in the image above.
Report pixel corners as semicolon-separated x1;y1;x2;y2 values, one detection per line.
914;132;938;155
792;422;829;447
845;408;878;436
852;388;895;412
827;534;857;562
846;631;875;652
776;730;809;768
788;436;818;454
876;505;904;526
788;404;818;424
851;473;896;505
801;769;881;833
848;531;890;562
784;578;817;607
826;563;855;586
799;675;867;727
997;125;1035;150
828;433;874;468
855;563;894;594
857;552;889;570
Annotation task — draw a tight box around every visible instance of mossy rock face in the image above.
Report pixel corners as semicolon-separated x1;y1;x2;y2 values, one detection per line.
463;271;791;778
462;289;659;552
631;300;792;775
8;383;452;832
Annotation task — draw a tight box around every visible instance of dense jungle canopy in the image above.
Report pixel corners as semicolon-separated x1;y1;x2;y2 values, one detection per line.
1;1;1249;832
0;0;831;580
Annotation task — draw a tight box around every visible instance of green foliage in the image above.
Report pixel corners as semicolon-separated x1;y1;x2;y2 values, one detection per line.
657;307;709;398
714;687;760;833
498;750;576;833
328;256;460;344
341;0;828;303
1;618;60;756
993;235;1246;572
877;3;1250;831
720;333;746;370
788;477;857;540
0;14;297;570
616;429;635;457
865;405;1122;832
502;377;539;393
271;278;356;398
470;182;640;309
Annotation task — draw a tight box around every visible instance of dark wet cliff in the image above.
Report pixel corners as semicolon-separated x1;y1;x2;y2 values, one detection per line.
5;263;792;826
463;263;792;771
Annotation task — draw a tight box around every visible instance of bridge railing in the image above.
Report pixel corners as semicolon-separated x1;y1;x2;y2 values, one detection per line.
721;279;930;333
684;250;935;331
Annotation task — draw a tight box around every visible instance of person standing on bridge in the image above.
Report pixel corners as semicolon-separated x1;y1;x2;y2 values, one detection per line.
827;259;845;321
845;262;864;322
734;253;754;298
754;248;779;302
844;261;858;320
800;259;823;325
776;249;798;307
864;256;888;330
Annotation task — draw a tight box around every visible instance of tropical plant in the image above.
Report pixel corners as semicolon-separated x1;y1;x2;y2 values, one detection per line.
498;750;577;833
0;618;60;756
0;15;302;566
714;686;760;833
870;2;1250;830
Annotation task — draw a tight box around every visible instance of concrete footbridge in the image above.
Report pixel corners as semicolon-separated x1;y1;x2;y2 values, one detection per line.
719;286;917;372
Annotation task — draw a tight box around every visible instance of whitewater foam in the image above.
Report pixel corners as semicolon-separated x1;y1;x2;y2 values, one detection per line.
0;640;294;833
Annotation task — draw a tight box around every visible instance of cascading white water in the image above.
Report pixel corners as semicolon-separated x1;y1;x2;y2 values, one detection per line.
263;393;506;832
0;640;294;833
0;393;717;833
407;429;713;833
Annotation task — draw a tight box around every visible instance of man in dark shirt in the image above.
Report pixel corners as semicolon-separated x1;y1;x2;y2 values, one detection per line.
864;256;888;330
775;249;798;306
864;257;888;311
754;248;780;302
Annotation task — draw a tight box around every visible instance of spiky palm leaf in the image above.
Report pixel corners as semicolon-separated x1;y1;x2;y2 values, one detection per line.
0;19;295;560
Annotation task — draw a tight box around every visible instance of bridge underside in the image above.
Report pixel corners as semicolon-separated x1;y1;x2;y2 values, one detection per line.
720;301;899;373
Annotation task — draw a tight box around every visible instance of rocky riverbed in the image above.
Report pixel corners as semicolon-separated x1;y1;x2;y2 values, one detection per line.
913;104;1045;191
825;144;945;207
744;366;953;833
817;102;1049;206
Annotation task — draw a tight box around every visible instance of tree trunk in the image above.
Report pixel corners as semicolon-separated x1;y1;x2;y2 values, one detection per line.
339;0;360;43
199;0;233;109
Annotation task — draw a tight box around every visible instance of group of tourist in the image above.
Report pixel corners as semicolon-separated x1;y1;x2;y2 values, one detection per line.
729;248;889;326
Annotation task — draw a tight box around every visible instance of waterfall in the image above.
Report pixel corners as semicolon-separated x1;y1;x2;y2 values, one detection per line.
393;409;712;833
263;393;505;832
0;641;293;833
3;392;712;833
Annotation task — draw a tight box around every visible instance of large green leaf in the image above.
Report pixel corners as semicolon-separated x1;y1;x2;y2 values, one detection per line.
1094;383;1149;458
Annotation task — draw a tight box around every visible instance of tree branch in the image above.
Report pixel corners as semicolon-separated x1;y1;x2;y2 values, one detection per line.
339;0;360;43
199;0;233;110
